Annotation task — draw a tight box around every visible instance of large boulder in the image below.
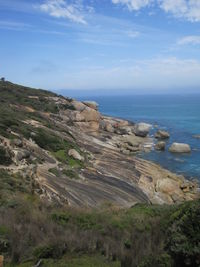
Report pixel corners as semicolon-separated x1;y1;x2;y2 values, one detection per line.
83;101;99;110
99;120;114;133
71;100;86;112
68;149;84;161
155;130;170;139
69;111;85;122
105;123;115;133
156;178;181;195
115;120;129;128
155;141;166;151
134;123;152;137
169;143;191;153
12;149;30;163
80;107;101;122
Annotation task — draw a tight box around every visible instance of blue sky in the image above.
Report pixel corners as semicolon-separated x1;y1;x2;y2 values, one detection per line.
1;0;200;93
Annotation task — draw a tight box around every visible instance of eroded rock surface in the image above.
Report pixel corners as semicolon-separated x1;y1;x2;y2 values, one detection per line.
0;93;198;208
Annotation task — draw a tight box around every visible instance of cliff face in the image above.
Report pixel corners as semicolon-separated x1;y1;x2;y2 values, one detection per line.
0;81;199;207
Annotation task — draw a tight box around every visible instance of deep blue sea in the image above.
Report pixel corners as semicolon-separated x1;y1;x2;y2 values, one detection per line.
78;95;200;180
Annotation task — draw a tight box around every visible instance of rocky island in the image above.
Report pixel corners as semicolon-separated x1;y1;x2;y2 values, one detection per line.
0;81;199;267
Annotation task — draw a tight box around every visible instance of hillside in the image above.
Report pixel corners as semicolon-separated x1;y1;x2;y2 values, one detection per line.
0;81;199;267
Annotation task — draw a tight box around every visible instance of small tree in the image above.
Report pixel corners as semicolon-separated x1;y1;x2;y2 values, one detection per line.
1;77;5;82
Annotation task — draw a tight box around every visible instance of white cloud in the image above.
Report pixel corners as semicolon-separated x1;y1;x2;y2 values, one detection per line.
40;0;87;24
159;0;200;22
177;35;200;45
112;0;200;22
112;0;152;11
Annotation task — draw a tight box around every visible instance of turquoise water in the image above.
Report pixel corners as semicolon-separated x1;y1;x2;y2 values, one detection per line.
79;95;200;179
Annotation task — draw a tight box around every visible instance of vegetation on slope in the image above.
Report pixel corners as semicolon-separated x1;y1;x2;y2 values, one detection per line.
0;81;199;267
0;167;199;267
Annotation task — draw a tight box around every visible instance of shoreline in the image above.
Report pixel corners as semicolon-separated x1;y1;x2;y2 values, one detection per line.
83;95;200;181
0;81;199;207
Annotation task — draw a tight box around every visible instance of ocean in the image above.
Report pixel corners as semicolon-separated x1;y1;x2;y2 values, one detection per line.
77;94;200;180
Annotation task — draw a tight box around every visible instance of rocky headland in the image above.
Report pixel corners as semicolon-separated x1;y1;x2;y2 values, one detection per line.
0;81;199;208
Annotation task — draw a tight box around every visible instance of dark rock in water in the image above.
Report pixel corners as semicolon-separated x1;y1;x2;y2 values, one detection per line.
193;135;200;139
134;123;151;137
155;130;170;139
169;143;191;153
155;141;166;151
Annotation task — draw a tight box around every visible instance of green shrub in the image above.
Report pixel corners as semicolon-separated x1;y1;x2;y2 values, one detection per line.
52;150;67;162
48;168;60;177
0;146;12;165
33;244;64;259
51;213;70;225
138;254;172;267
166;200;200;267
62;169;80;180
75;213;99;230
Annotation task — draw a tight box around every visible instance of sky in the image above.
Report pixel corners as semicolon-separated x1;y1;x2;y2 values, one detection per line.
0;0;200;94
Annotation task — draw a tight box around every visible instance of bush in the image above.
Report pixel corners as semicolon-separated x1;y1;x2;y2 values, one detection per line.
62;169;80;180
138;254;172;267
0;146;12;165
48;168;60;177
166;200;200;267
34;244;65;259
51;213;70;225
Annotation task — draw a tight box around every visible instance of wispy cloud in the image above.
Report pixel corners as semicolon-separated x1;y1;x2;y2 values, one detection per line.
177;35;200;46
0;19;67;36
0;20;31;31
127;30;140;38
39;0;87;24
112;0;200;22
112;0;153;11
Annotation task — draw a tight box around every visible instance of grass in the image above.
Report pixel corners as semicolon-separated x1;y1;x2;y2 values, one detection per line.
4;254;120;267
52;150;67;162
52;149;84;169
48;168;60;177
62;169;80;180
0;169;32;207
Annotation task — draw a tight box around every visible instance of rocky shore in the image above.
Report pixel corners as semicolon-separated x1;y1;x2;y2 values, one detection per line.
0;84;199;207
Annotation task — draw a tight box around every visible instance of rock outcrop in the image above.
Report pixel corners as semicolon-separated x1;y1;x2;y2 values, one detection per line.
0;82;198;208
134;123;152;137
155;141;166;151
68;149;84;161
169;143;191;153
155;130;170;139
83;101;99;110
